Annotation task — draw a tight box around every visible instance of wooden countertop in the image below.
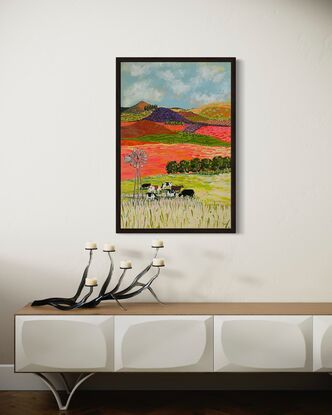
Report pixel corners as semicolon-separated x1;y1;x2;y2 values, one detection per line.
15;302;332;316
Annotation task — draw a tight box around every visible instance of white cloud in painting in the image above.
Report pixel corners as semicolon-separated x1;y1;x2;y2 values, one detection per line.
122;80;163;106
172;79;190;95
121;62;231;108
189;90;230;105
159;70;189;95
122;63;151;77
190;92;221;105
159;70;175;82
193;64;226;85
188;64;230;105
159;69;185;81
202;64;225;82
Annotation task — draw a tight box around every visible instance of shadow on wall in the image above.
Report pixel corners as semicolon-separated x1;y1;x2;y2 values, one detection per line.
119;248;145;259
185;245;266;300
236;59;244;234
232;273;265;288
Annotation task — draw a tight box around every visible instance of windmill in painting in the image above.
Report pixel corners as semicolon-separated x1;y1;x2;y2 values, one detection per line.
117;58;235;233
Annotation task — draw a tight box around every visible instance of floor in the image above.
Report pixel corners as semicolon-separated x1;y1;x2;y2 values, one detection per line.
1;391;332;415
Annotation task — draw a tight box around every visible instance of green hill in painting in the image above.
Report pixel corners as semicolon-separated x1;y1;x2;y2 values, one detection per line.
123;132;230;147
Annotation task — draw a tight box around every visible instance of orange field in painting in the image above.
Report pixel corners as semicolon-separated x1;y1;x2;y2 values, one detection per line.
121;120;179;138
121;143;231;180
120;120;188;136
195;126;231;143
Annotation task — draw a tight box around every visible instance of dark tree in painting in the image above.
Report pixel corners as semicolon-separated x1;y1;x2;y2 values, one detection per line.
166;161;178;174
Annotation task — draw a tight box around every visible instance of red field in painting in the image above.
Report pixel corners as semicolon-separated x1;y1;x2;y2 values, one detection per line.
121;120;178;138
121;120;188;133
121;140;152;146
158;122;188;132
195;126;231;143
120;122;135;127
121;143;231;180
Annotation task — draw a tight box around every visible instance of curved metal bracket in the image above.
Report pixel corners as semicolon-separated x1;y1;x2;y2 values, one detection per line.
36;372;95;410
58;373;71;394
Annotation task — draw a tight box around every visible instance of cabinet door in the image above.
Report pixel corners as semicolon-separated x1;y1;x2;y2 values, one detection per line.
15;316;114;372
313;316;332;372
114;315;213;372
214;316;312;372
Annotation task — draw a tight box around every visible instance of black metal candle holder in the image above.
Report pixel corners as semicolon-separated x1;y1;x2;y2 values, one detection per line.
31;245;165;311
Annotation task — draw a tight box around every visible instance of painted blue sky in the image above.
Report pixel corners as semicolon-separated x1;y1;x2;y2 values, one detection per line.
121;62;231;109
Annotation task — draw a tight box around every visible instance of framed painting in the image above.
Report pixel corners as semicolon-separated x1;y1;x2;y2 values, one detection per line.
116;57;236;233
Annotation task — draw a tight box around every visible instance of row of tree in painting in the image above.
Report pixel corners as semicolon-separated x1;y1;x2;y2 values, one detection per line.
166;156;231;174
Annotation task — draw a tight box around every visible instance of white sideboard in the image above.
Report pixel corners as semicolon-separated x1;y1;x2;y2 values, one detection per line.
15;316;114;372
313;316;332;372
114;315;213;372
214;315;312;372
14;302;332;409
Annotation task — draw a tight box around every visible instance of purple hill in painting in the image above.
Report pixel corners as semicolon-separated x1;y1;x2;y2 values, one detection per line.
144;107;189;123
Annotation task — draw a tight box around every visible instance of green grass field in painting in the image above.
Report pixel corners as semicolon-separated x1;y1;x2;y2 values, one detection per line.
121;111;153;121
120;173;231;229
122;133;230;147
121;173;231;205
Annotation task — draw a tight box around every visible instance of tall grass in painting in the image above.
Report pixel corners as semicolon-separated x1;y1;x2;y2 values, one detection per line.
121;198;231;229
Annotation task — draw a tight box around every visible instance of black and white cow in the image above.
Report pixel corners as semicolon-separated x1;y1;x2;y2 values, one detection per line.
148;185;160;193
179;189;195;197
166;189;176;198
171;185;183;192
161;182;173;189
141;183;151;190
146;192;158;201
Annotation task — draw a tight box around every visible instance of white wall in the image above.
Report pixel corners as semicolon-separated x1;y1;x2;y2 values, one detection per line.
0;0;332;363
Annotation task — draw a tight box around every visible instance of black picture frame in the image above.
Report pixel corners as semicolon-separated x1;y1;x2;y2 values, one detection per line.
116;57;236;233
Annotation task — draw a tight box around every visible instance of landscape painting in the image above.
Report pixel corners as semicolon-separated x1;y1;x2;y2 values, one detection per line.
116;58;236;233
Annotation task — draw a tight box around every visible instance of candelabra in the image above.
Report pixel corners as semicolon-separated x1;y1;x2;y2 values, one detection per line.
31;241;165;311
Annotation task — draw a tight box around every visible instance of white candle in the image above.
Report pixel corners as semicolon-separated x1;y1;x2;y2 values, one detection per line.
85;278;98;286
85;242;97;250
120;260;132;269
152;240;164;248
103;243;115;252
152;258;165;267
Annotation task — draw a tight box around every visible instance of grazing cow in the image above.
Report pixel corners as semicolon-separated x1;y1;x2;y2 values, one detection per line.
146;192;158;201
147;185;158;193
166;189;176;198
162;182;173;189
171;185;183;192
179;189;195;197
141;183;151;190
